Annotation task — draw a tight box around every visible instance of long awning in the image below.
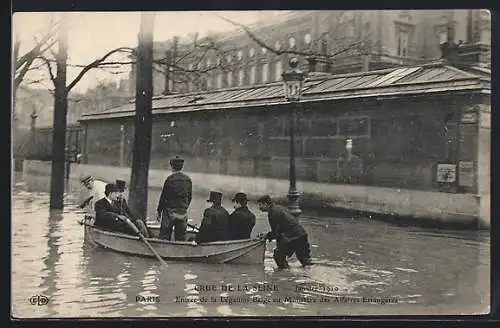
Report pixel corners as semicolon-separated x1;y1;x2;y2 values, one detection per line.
79;62;490;122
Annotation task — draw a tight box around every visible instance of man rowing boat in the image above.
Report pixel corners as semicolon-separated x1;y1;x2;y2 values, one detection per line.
115;179;151;237
94;183;150;236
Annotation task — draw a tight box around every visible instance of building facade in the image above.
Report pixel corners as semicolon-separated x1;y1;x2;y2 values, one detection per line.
80;61;490;191
78;59;490;227
125;10;490;97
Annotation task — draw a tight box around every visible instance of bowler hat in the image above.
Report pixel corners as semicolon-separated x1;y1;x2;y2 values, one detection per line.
232;192;248;204
257;195;273;205
80;175;93;184
207;191;223;203
115;179;127;192
170;156;184;166
105;183;118;194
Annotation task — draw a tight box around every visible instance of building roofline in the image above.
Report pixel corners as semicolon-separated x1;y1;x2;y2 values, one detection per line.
78;86;487;123
79;63;489;122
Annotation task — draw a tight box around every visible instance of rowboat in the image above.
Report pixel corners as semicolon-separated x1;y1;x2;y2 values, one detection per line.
83;221;267;265
145;221;198;241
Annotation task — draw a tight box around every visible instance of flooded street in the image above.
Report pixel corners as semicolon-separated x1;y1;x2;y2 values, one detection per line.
11;172;490;317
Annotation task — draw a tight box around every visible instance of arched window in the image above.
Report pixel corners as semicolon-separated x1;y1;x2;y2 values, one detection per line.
237;50;243;61
304;33;312;45
261;47;267;55
238;68;245;86
217;72;223;89
274;60;282;82
206;75;212;90
249;48;255;57
249;66;256;84
274;40;281;51
227;71;233;87
261;63;269;83
289;37;296;48
438;30;448;44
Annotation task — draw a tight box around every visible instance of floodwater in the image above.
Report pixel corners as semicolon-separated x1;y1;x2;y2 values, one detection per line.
11;172;490;318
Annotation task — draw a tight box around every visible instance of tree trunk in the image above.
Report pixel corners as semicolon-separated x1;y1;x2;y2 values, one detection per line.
49;15;68;210
129;12;155;219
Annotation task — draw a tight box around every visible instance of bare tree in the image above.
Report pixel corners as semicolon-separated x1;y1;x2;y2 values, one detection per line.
12;18;59;141
128;12;155;219
41;14;134;209
13;18;59;93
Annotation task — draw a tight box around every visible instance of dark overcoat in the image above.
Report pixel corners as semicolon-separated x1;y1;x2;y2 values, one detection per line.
157;172;193;214
196;206;230;243
228;206;256;240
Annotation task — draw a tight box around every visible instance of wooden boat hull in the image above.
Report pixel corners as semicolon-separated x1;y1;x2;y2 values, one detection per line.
84;224;266;265
145;222;197;241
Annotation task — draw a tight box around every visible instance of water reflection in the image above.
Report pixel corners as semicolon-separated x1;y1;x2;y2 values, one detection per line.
39;210;64;317
11;172;490;317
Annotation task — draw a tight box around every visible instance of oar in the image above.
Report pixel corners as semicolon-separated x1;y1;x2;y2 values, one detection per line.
116;215;167;266
187;223;199;232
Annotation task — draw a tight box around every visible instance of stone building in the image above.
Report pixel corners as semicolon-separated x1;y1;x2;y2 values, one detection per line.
125;10;490;96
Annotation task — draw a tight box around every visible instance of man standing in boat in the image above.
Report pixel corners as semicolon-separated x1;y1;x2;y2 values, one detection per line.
257;195;313;269
115;179;151;238
228;192;256;240
196;191;230;244
78;175;106;223
156;156;193;241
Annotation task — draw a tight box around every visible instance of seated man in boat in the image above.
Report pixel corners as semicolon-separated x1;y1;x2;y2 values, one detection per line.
228;192;256;240
115;179;151;238
156;156;193;241
78;175;106;223
195;191;230;244
94;183;139;235
257;195;313;269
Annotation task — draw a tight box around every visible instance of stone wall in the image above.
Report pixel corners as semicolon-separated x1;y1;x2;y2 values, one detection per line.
82;95;475;193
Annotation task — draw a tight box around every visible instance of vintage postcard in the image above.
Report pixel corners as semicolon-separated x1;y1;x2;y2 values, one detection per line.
11;10;490;318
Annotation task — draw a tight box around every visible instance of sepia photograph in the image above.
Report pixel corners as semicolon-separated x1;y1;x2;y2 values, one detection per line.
11;10;491;318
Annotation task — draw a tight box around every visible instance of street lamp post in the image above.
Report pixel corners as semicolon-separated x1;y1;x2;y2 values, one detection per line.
282;57;306;217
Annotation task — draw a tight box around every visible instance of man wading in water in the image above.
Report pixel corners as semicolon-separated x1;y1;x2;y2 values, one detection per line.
257;195;313;269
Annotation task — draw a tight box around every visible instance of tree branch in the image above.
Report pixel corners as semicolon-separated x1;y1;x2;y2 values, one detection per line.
15;20;59;71
36;55;56;87
212;13;365;60
66;47;134;92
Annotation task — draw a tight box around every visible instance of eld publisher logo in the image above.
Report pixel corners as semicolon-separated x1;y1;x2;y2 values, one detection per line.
29;295;49;306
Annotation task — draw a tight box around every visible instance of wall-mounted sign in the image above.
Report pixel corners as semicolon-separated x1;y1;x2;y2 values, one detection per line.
461;112;477;124
458;161;474;187
437;163;456;183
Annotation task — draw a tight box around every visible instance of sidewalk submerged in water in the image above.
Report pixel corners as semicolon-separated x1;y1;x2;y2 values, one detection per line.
22;160;489;230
